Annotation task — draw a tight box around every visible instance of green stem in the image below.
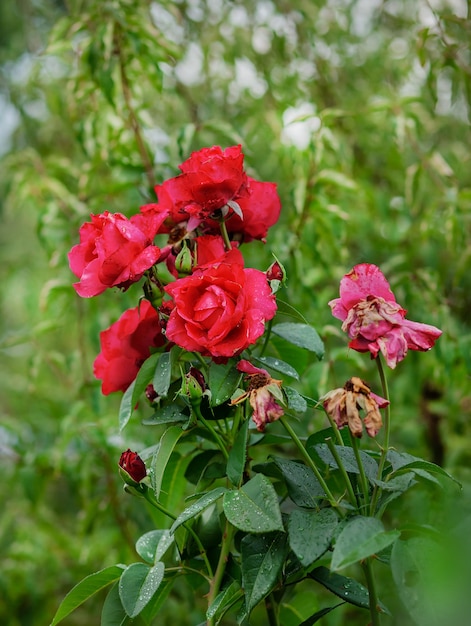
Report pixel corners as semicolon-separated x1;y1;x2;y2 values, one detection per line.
362;558;381;626
280;417;342;514
370;355;391;515
259;318;273;357
325;437;357;508
351;435;370;512
207;520;234;625
195;406;229;461
325;412;346;447
143;490;214;578
219;220;232;252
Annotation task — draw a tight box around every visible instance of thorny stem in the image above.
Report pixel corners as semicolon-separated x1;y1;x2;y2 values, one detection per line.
142;489;214;578
207;519;235;626
280;417;343;515
370;355;391;515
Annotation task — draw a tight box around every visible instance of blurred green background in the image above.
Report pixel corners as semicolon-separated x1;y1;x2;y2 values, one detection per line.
1;0;470;624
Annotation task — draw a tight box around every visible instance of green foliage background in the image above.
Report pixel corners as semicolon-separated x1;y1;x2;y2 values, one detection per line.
1;0;470;624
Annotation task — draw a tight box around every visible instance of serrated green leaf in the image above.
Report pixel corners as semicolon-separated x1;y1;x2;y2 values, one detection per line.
119;562;165;618
132;352;161;407
299;603;344;626
272;323;324;359
272;457;325;507
50;565;125;625
284;386;307;413
101;582;127;626
151;426;184;500
288;508;339;566
223;473;283;533
312;443;378;480
331;516;400;571
240;532;287;614
170;487;227;533
387;450;460;487
142;403;189;426
227;418;249;486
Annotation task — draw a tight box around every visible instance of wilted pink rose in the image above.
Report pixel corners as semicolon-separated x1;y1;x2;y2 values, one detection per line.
94;300;165;394
231;360;284;431
321;377;388;438
119;449;147;483
164;249;277;359
329;264;442;368
68;211;167;297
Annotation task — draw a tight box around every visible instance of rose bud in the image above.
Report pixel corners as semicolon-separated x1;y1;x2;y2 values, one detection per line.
180;367;209;410
118;449;147;484
174;241;194;276
266;258;286;293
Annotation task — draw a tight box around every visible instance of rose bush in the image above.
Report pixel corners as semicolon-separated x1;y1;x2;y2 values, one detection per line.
68;211;165;297
94;300;165;394
164;248;277;359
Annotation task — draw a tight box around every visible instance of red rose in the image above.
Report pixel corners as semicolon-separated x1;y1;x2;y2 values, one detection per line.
119;449;147;483
94;300;165;394
155;145;248;228
68;211;166;297
164;249;277;359
224;178;281;242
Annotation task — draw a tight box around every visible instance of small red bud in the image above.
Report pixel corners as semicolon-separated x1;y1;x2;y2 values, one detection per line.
118;449;147;483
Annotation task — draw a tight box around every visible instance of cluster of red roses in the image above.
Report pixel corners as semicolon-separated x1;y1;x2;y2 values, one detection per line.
68;145;281;395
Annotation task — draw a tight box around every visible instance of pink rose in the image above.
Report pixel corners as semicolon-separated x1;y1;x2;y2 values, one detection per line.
329;264;442;368
68;211;166;297
94;300;165;394
164;249;277;359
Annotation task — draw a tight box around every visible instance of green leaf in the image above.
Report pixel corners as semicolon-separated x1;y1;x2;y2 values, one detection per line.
135;530;173;564
101;582;127;626
252;355;300;380
185;449;223;485
312;443;378;480
152;351;172;398
240;532;287;614
284;386;307;413
309;566;389;613
119;562;165;618
50;565;125;625
223;473;283;533
272;457;325;507
288;508;339;566
170;487;227;533
299;603;344;626
119;381;136;432
142;403;189;426
226;418;249;487
132;352;161;407
272;323;324;359
387;450;460;487
331;516;400;571
206;581;242;624
151;426;184;500
208;360;240;406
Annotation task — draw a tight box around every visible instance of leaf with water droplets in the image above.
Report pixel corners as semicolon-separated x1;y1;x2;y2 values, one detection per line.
119;562;165;618
135;530;174;564
288;508;339;566
223;473;283;533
